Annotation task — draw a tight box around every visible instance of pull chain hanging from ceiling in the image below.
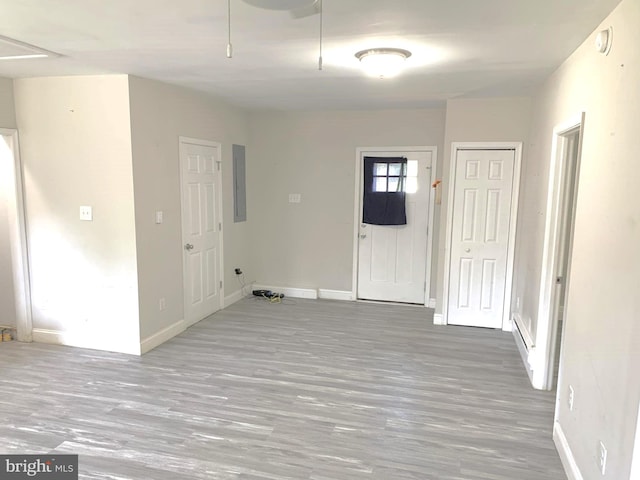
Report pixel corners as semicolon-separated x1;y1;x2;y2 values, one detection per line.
227;0;233;58
318;0;323;70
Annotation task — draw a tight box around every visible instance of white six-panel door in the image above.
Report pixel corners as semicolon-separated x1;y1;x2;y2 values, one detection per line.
447;149;515;328
180;139;222;326
357;149;434;304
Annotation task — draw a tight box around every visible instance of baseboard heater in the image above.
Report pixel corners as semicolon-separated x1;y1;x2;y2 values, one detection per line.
513;314;535;351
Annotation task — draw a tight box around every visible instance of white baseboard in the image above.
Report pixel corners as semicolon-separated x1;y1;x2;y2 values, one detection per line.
140;318;186;354
501;320;513;332
553;421;584;480
252;284;318;299
433;313;445;325
427;298;436;308
223;288;245;308
32;328;141;355
318;289;354;301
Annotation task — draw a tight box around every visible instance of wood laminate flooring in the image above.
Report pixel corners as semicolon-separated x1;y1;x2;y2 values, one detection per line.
0;298;566;479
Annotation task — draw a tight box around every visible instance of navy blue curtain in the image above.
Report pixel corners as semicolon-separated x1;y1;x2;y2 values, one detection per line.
362;156;407;225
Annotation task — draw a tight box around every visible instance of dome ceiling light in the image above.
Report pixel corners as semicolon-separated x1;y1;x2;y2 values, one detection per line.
355;48;412;79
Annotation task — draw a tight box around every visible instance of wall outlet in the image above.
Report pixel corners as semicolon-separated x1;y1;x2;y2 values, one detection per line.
598;440;607;475
79;205;93;221
568;385;575;411
288;193;301;203
159;298;166;311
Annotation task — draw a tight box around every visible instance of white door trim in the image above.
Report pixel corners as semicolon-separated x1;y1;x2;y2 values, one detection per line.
178;136;224;325
537;114;584;391
1;128;33;342
351;146;437;305
442;142;522;330
631;400;640;480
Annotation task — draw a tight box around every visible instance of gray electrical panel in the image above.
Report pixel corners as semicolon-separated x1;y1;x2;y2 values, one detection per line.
233;144;247;222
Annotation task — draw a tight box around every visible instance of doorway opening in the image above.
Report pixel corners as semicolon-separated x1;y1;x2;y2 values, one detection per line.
534;114;584;391
0;128;32;342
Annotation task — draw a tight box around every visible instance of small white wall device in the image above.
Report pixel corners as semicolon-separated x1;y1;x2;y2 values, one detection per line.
595;27;613;55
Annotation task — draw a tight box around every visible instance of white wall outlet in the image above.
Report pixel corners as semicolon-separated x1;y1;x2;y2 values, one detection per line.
568;385;575;411
598;440;607;475
288;193;301;203
159;298;166;311
79;205;93;221
155;211;164;224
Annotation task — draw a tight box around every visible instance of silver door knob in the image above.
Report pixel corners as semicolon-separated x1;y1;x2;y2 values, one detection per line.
185;243;194;251
360;234;367;239
465;248;471;253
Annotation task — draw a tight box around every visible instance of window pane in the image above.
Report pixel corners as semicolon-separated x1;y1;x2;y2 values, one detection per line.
389;163;402;176
374;177;387;192
406;177;418;194
407;160;418;177
374;163;388;176
388;177;400;192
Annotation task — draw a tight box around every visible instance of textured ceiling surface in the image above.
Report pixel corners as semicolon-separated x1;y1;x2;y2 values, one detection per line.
0;0;622;109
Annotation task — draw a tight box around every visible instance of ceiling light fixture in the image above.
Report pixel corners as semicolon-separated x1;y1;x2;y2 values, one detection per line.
355;48;412;79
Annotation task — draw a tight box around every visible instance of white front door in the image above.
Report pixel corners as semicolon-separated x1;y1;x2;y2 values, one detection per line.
447;149;515;328
357;149;434;304
180;138;223;326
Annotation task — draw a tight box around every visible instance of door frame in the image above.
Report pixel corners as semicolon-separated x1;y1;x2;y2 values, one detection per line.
1;128;33;342
351;146;437;305
178;136;224;326
537;114;584;391
442;142;522;330
631;400;640;480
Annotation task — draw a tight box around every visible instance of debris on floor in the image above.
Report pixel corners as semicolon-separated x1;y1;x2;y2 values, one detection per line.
0;328;15;342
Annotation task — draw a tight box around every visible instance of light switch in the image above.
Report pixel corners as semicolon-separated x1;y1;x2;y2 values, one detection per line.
288;193;301;203
155;211;164;224
79;206;93;221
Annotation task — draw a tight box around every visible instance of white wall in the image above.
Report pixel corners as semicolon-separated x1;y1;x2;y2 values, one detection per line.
0;78;16;129
435;97;532;313
514;0;640;477
13;75;141;354
128;76;251;341
248;108;445;296
0;77;17;327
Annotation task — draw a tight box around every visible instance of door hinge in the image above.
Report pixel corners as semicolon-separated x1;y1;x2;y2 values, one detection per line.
216;161;221;171
219;222;222;231
220;280;223;289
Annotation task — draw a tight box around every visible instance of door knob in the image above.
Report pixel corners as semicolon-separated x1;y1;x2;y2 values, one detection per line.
360;234;367;239
185;243;194;251
464;248;471;253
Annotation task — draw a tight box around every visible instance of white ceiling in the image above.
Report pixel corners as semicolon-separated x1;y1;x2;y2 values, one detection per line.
0;0;621;110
